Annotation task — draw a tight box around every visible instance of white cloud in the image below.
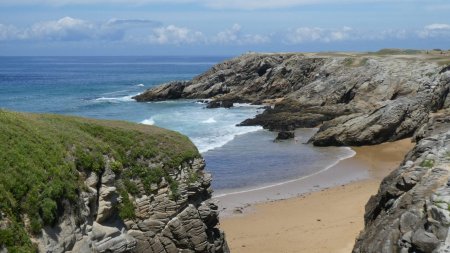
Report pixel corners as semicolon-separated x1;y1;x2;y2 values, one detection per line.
284;26;353;44
105;19;162;27
424;23;450;30
418;23;450;38
0;24;21;41
0;17;164;42
0;17;206;45
2;17;449;47
25;17;96;41
363;29;408;40
284;26;413;44
212;24;270;45
147;25;205;45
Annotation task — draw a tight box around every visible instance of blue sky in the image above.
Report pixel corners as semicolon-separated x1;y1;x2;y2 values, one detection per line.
0;0;449;55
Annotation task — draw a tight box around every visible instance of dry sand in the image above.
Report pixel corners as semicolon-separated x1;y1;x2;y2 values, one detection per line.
219;138;414;253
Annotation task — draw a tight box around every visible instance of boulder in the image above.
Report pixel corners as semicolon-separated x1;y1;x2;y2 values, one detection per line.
411;229;439;252
275;131;295;140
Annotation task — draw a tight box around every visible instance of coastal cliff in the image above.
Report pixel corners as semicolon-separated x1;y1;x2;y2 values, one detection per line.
0;110;228;253
353;108;450;252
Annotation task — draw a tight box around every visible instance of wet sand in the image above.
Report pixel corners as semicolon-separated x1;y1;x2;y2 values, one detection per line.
219;138;414;253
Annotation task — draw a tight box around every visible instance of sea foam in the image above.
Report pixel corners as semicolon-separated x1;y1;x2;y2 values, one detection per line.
201;117;217;124
193;125;262;153
141;117;155;125
94;95;135;103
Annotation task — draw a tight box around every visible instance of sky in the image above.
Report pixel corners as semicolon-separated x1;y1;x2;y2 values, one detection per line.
0;0;449;55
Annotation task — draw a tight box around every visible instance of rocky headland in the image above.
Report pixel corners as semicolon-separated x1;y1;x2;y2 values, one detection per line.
0;110;228;253
134;51;450;146
135;50;450;252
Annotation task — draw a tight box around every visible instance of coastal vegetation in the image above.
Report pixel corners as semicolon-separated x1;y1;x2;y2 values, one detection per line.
0;110;199;252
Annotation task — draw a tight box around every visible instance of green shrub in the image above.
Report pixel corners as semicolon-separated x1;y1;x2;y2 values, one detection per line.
40;198;57;225
118;189;135;220
75;147;105;173
110;160;123;173
30;216;43;235
188;171;199;184
420;159;435;168
123;179;140;195
168;178;180;201
0;219;36;252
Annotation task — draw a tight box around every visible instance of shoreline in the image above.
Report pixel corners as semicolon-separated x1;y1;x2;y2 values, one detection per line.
218;138;414;253
213;147;356;199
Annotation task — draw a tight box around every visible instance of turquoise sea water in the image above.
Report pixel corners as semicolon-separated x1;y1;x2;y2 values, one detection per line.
0;56;353;191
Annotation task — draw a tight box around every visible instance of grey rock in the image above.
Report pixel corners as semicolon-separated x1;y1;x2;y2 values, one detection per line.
412;229;440;252
275;131;295;140
353;129;450;253
31;157;229;253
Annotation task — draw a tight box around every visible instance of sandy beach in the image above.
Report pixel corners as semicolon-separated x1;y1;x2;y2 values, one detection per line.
219;138;414;253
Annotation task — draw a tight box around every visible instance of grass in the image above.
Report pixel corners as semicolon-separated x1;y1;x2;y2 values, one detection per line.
370;48;423;55
420;159;435;168
343;57;369;67
0;110;199;252
188;171;200;184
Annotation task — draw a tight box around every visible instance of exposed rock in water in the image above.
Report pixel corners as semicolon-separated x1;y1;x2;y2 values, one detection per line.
135;53;450;146
275;131;295;141
0;110;229;253
133;81;190;102
206;100;234;109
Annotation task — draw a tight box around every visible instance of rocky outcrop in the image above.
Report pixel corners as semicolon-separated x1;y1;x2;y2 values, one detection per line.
133;81;190;102
275;131;295;141
353;123;450;252
34;158;229;253
134;53;450;146
353;106;450;252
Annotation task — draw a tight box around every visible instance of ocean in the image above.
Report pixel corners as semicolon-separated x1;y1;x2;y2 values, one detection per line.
0;56;354;193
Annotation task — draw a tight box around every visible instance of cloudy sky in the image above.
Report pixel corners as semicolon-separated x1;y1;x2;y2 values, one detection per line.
0;0;449;55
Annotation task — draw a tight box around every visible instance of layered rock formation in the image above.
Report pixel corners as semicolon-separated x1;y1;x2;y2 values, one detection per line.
43;158;227;253
134;53;450;146
353;109;450;253
0;111;228;253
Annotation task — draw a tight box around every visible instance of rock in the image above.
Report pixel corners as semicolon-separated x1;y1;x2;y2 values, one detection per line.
96;168;118;223
221;101;234;108
353;129;450;252
34;157;226;253
411;229;440;252
206;100;234;108
133;81;190;101
91;222;121;240
206;101;221;108
399;212;419;233
276;131;295;140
